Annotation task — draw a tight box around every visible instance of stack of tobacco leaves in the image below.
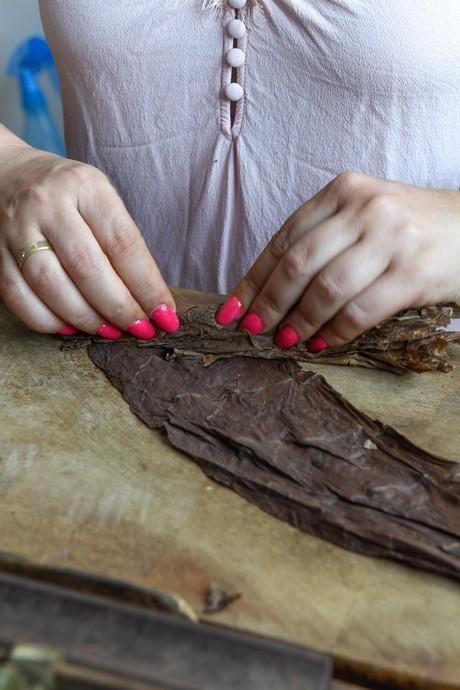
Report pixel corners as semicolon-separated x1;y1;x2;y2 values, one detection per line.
88;301;460;581
145;304;460;375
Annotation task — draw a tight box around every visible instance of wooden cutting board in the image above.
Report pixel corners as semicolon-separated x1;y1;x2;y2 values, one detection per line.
0;292;459;689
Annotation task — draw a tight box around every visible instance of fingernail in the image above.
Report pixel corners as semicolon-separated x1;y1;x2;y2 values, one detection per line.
239;312;264;335
127;319;156;340
57;325;78;336
215;296;243;326
275;324;300;349
96;322;123;340
151;304;180;333
308;335;329;353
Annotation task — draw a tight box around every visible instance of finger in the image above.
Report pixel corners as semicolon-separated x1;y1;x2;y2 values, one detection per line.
276;232;392;346
307;269;416;352
10;230;123;337
0;245;71;334
78;178;179;331
239;208;361;333
216;179;340;325
39;209;155;338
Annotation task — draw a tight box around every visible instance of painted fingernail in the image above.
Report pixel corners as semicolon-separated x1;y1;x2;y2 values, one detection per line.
57;325;78;336
96;322;123;340
151;304;180;333
239;312;264;335
308;336;329;353
127;319;156;340
275;324;300;349
215;296;243;326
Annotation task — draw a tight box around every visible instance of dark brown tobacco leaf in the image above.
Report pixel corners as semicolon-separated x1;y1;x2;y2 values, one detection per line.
62;303;460;375
143;304;460;375
88;344;460;582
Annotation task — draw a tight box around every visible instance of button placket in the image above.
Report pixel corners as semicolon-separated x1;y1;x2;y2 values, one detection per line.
220;2;248;139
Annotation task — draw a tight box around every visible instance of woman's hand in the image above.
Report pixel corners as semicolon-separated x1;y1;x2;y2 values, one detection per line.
216;172;460;351
0;142;179;339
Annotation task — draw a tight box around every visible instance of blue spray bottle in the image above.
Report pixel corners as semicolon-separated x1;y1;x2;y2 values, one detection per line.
7;36;65;156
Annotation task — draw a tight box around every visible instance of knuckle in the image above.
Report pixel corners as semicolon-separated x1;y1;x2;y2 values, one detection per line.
68;245;100;281
107;297;134;323
340;301;369;334
281;247;309;282
256;290;282;316
397;218;424;246
27;262;61;296
72;306;99;328
269;224;292;260
108;225;140;260
241;271;262;295
67;162;105;188
315;272;343;304
20;183;49;208
362;194;399;222
292;308;318;333
334;170;364;197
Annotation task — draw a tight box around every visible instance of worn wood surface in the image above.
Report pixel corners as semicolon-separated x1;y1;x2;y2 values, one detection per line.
1;293;460;689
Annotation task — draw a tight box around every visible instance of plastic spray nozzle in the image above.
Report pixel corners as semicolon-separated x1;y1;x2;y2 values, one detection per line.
7;35;65;156
7;36;60;93
19;68;46;112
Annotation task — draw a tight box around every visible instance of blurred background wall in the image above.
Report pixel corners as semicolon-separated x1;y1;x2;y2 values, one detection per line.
0;0;50;134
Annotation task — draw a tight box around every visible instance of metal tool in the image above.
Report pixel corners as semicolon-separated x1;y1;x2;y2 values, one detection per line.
0;568;331;690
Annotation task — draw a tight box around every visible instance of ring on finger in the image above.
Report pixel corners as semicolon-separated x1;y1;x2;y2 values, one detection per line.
17;240;54;271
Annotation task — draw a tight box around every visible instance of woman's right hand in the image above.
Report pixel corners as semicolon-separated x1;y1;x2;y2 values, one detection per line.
0;141;179;339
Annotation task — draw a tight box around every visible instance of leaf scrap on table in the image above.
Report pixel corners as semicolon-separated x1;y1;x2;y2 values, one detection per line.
203;581;242;615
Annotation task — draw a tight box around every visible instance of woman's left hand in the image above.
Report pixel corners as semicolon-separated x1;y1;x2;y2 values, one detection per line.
216;172;460;351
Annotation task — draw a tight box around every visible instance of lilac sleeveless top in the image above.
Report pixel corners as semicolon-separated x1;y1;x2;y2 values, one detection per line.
39;0;460;293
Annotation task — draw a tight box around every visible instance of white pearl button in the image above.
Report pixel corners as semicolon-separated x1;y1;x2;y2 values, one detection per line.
224;83;244;102
226;48;245;68
228;0;247;8
227;19;246;40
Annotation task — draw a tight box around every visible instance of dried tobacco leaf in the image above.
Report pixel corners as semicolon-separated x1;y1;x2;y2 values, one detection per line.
62;294;460;375
142;304;460;375
88;344;460;582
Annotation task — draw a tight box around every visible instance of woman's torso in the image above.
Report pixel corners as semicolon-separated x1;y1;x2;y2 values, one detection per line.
39;0;460;292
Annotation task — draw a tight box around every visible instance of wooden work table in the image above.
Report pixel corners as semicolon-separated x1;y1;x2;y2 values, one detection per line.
1;298;459;689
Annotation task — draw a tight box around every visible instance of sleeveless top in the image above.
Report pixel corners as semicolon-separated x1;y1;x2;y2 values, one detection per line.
39;0;460;293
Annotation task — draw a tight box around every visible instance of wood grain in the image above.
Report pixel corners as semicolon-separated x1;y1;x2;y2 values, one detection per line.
1;298;459;689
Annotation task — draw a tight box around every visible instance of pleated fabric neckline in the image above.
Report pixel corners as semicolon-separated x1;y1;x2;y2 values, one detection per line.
201;0;264;26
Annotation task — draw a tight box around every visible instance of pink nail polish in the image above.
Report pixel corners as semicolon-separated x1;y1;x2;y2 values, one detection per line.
96;322;123;340
127;319;156;340
239;312;264;335
57;325;78;336
275;325;300;349
308;336;329;353
151;304;180;333
215;296;243;326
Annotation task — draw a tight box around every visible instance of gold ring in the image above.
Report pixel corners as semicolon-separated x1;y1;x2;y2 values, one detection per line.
17;240;54;271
